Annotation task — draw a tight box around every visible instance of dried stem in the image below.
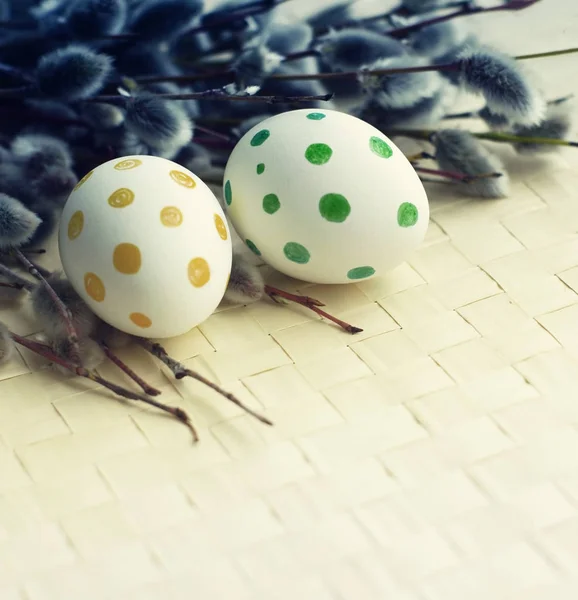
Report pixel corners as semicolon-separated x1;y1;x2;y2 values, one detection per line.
25;257;52;278
413;165;502;182
406;151;435;162
100;1;292;42
11;333;198;442
0;281;24;289
419;176;451;185
99;341;163;397
283;49;319;63
388;128;578;148
88;90;333;104
473;131;578;147
444;94;574;120
12;248;83;367
264;285;364;334
137;338;273;426
386;0;544;38
260;48;578;83
133;44;578;88
194;137;234;151
0;262;35;290
194;124;237;143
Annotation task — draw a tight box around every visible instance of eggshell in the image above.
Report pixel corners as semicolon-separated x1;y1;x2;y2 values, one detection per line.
58;155;232;339
223;108;429;284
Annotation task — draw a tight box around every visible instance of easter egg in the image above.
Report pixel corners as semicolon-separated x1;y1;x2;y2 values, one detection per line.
58;155;232;339
222;108;429;284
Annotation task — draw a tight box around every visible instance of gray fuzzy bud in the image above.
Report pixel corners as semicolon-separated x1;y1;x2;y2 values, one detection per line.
433;129;509;198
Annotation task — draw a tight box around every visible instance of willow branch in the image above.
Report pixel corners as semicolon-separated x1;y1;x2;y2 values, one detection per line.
11;333;198;442
137;338;273;426
386;0;544;38
0;281;24;290
413;165;503;182
99;341;162;397
264;47;578;82
264;285;363;334
388;128;578;148
194;123;237;143
0;263;35;291
12;248;83;366
473;131;578;147
87;91;333;104
443;94;573;120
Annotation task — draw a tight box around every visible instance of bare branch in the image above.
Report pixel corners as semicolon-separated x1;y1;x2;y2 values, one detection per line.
138;339;273;426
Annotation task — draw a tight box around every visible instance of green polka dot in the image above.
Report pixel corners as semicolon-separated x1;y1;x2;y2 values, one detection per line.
263;193;280;215
397;202;419;227
283;242;310;264
370;136;393;159
319;193;351;223
347;266;376;280
245;239;261;255
224;180;232;206
256;163;265;175
250;129;270;146
307;113;326;120
305;143;333;165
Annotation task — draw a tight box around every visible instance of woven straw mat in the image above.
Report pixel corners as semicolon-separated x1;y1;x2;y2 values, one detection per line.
1;2;578;599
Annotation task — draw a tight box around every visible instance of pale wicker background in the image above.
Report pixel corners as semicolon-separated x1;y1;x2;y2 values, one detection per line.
1;2;578;599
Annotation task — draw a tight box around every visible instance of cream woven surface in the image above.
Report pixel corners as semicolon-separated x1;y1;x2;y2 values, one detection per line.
2;2;578;599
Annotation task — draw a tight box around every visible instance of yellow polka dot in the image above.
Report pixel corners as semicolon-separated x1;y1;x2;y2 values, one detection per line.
188;257;210;288
130;312;152;328
84;272;105;302
108;188;135;208
214;214;228;240
67;210;84;240
170;170;196;189
114;159;142;170
113;243;141;275
74;170;93;191
160;206;183;227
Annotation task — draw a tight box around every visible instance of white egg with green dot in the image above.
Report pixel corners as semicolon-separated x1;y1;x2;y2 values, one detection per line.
223;108;429;284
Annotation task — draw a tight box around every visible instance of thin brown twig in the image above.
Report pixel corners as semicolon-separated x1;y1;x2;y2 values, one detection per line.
21;255;52;277
87;91;333;104
264;285;364;334
121;43;578;89
194;123;237;143
419;176;451;185
413;165;502;182
406;151;435;162
0;263;35;290
137;338;273;426
11;333;198;442
355;0;544;37
99;341;163;397
387;128;578;148
258;47;578;83
442;94;574;120
0;281;24;289
12;249;83;367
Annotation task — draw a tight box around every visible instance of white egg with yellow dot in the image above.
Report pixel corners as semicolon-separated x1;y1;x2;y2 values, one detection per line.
223;108;429;284
58;155;232;339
